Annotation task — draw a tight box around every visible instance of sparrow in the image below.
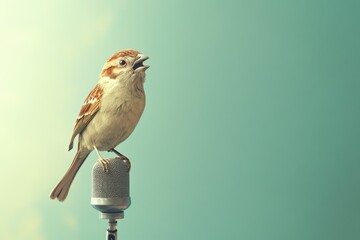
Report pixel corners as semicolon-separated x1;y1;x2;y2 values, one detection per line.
50;49;149;202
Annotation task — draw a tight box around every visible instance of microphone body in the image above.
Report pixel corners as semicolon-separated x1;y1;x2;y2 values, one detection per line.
91;158;131;240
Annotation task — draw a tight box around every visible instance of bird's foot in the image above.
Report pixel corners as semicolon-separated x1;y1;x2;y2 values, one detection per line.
109;148;131;172
118;156;131;172
98;158;110;173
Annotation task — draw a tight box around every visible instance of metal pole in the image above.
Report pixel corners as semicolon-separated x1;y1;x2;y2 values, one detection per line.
106;219;117;240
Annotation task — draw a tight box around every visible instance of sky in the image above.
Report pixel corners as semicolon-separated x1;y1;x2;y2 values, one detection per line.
1;0;359;239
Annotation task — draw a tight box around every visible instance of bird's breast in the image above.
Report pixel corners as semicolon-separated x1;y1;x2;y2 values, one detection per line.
81;90;145;151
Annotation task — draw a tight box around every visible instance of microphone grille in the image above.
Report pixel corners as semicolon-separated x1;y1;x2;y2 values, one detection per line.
92;158;129;198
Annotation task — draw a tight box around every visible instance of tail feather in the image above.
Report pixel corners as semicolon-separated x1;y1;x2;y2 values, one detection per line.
50;149;91;201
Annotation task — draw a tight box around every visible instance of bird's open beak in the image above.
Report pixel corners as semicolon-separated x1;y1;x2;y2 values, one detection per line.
133;54;149;72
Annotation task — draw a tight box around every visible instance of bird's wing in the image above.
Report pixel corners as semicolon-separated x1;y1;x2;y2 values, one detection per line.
68;85;103;151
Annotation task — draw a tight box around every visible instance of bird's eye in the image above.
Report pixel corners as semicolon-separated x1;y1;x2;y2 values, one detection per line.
119;60;126;66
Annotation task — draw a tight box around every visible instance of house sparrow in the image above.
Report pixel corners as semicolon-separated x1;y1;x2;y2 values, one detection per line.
50;49;149;202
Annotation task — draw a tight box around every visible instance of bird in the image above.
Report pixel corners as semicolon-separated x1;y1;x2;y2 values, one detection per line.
50;49;149;202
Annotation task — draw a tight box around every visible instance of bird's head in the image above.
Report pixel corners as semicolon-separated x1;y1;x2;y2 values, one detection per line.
100;49;149;82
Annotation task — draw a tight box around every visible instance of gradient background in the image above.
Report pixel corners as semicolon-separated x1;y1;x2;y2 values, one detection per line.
1;0;359;239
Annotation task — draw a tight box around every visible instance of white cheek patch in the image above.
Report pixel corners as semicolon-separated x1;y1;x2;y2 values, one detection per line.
112;68;121;76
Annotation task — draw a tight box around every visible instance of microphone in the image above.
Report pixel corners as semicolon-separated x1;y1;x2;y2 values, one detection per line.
91;158;131;240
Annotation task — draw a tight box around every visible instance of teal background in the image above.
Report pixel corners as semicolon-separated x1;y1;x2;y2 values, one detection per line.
1;0;359;239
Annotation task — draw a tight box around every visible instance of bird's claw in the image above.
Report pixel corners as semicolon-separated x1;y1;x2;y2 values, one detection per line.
98;158;110;173
116;155;131;172
109;148;131;172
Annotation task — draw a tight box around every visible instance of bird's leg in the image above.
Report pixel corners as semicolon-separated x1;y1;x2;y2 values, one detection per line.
108;148;131;171
94;146;109;173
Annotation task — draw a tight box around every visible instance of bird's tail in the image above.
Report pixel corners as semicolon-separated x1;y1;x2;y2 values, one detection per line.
50;149;91;201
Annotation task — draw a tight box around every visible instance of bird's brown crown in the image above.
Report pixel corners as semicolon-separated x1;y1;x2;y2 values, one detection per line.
108;49;140;61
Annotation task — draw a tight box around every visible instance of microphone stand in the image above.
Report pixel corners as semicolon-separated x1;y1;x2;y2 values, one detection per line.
101;212;124;240
107;218;118;240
